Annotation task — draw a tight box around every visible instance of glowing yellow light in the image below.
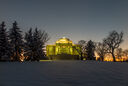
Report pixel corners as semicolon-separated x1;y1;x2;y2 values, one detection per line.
40;60;53;61
46;37;80;60
56;37;73;44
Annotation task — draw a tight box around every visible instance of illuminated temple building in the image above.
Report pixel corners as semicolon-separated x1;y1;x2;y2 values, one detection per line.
46;37;80;60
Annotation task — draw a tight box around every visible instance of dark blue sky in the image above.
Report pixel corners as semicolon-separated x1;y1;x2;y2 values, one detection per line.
0;0;128;49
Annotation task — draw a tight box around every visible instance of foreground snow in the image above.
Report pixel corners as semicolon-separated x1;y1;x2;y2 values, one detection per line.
0;61;128;86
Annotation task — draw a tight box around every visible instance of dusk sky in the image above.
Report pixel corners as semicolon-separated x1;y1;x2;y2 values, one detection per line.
0;0;128;49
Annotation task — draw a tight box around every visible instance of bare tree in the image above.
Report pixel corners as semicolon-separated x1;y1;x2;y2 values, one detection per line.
96;42;107;61
115;48;123;60
74;40;86;60
122;49;128;61
103;30;123;62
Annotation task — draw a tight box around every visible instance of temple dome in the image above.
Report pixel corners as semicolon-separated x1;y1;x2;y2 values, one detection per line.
56;37;73;44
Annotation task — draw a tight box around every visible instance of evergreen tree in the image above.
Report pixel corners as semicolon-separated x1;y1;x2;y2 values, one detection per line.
9;21;24;61
24;28;34;61
0;22;11;61
24;28;49;61
86;40;96;60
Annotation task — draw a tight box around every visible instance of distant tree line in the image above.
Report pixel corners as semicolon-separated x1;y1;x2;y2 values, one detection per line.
0;21;49;62
75;40;96;60
0;21;127;62
77;30;126;62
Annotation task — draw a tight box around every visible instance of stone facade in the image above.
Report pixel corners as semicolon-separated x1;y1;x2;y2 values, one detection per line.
46;37;80;60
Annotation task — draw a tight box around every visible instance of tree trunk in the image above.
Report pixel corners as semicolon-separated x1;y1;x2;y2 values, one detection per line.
112;53;116;62
16;51;21;61
100;56;104;61
80;53;83;60
16;51;18;61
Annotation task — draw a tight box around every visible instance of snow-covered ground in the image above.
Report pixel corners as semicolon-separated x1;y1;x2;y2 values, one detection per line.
0;61;128;86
